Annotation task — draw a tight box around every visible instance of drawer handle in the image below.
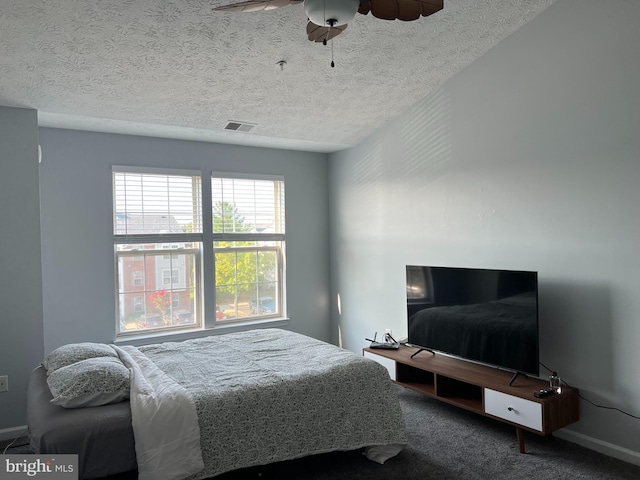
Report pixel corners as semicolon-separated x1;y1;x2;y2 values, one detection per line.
507;406;515;412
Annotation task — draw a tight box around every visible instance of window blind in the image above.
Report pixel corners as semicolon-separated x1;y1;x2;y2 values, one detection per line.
211;176;285;237
113;170;203;237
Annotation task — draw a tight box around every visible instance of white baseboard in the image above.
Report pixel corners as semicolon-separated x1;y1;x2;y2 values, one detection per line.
556;429;640;467
0;425;27;443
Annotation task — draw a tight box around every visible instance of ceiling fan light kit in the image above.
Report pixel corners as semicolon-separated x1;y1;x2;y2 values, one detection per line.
304;0;360;27
213;0;444;63
213;0;444;37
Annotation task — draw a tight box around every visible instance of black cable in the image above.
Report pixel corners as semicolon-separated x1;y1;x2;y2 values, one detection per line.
2;428;29;454
540;361;640;420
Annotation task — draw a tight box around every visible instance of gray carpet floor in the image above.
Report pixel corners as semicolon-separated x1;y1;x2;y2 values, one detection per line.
4;384;640;479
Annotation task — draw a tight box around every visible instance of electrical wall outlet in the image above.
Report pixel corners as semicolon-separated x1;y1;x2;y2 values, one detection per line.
384;329;394;342
0;375;8;392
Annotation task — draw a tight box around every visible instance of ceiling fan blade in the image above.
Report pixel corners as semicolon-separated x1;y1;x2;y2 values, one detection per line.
306;21;347;43
358;0;443;21
213;0;302;13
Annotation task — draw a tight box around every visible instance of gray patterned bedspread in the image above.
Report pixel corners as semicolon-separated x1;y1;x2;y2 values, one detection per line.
135;328;407;479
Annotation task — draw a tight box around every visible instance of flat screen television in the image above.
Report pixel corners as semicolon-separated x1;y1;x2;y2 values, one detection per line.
406;265;539;377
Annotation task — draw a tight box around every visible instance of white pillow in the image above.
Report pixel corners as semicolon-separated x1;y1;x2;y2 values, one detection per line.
47;357;130;408
43;342;118;375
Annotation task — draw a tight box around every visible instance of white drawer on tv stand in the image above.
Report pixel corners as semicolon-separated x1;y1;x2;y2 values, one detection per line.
484;388;542;432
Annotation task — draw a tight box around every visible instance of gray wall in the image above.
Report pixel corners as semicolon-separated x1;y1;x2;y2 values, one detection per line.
329;0;640;465
1;122;329;430
0;107;44;431
38;128;330;355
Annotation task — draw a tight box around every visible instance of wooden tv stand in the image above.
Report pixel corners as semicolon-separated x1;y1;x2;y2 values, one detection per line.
363;345;579;453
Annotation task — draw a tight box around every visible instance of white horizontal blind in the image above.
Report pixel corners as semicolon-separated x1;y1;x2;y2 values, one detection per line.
112;167;204;337
113;170;202;238
211;177;284;238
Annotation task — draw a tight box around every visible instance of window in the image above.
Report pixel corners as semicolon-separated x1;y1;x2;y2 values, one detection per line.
113;168;202;335
212;175;285;322
131;271;143;287
133;296;143;312
162;268;180;286
113;168;286;337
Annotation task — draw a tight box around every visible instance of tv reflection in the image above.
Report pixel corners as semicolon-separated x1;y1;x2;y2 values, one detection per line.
406;265;539;376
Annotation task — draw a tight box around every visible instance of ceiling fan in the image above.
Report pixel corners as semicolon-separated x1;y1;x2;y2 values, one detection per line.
213;0;444;44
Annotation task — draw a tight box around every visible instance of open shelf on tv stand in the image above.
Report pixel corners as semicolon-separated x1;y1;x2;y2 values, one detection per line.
363;345;579;453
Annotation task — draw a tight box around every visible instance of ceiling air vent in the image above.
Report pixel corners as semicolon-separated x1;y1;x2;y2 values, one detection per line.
224;121;257;132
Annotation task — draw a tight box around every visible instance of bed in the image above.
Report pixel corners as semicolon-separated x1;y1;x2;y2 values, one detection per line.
27;328;408;480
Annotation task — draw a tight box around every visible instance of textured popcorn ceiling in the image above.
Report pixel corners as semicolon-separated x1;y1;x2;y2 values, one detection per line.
0;0;555;153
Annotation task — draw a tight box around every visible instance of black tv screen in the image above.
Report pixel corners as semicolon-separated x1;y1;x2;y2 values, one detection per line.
406;265;539;376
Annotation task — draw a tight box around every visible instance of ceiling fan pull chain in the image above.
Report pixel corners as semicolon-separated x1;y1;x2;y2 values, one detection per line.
331;37;335;68
324;16;336;68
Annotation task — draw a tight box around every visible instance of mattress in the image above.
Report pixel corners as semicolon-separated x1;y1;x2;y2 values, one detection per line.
27;365;137;479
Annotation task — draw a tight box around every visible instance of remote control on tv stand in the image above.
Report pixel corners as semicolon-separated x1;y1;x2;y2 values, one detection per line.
370;342;400;350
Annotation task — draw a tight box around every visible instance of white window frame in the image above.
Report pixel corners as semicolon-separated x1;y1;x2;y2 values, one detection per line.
211;173;286;324
113;168;287;339
113;167;203;337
